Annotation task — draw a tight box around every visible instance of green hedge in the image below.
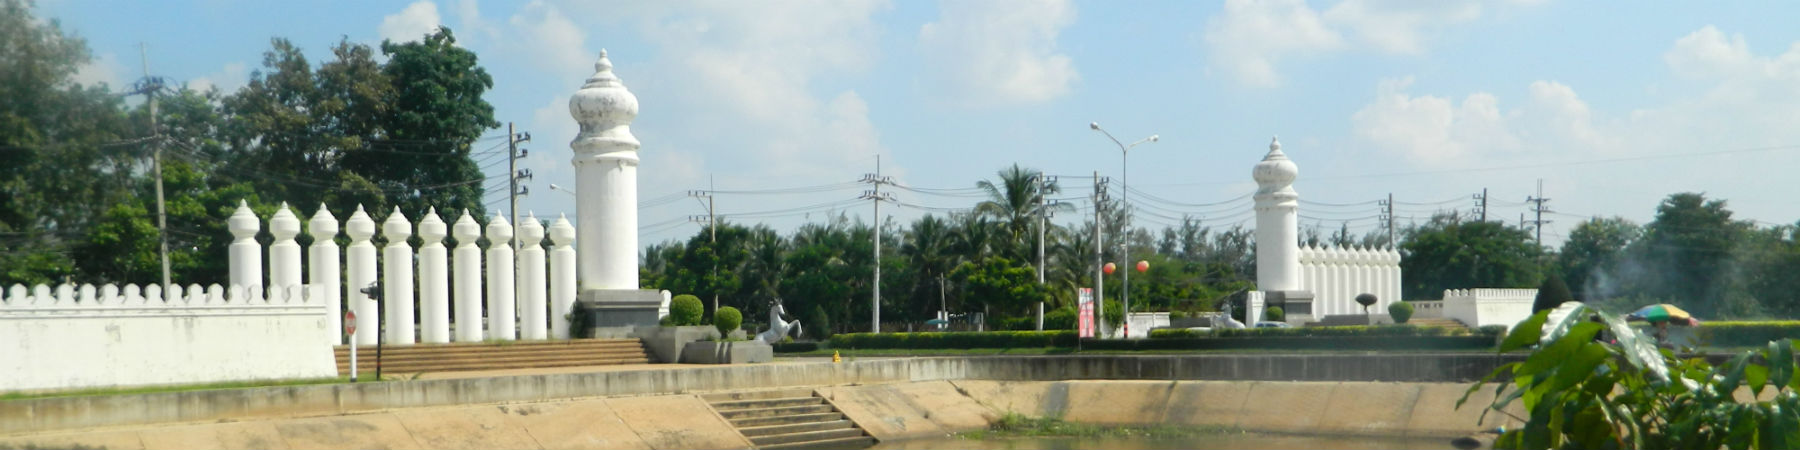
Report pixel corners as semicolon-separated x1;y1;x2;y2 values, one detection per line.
1215;324;1498;338
827;330;1078;349
1083;335;1496;351
1149;328;1208;339
1695;321;1800;347
772;341;820;353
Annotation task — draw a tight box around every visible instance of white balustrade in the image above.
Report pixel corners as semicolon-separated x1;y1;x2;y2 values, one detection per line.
308;205;343;345
486;213;517;341
382;207;415;345
227;200;263;299
452;211;484;342
549;215;577;339
269;203;303;296
517;212;548;340
345;206;380;346
417;208;451;344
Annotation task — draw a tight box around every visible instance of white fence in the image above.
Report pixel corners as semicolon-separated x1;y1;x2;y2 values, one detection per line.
1297;245;1402;316
1441;288;1537;328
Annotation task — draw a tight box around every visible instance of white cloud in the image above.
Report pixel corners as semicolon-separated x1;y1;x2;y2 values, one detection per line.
379;1;443;44
507;1;589;76
1322;0;1482;55
450;0;500;45
918;0;1078;106
1351;77;1518;165
1203;0;1344;87
73;52;129;88
188;62;248;94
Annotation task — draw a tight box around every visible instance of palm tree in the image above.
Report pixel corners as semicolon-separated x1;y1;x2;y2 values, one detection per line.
903;214;958;317
975;164;1062;261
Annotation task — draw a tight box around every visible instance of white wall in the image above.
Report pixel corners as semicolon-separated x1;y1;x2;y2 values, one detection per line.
1441;288;1537;328
1298;245;1403;317
2;284;335;392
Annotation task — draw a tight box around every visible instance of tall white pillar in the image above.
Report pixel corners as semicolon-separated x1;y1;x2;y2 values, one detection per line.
268;203;302;296
517;213;548;340
346;206;379;346
227;200;263;295
1252;137;1300;292
307;205;342;345
452;211;484;342
549;215;577;339
382;207;415;345
417;208;450;344
487;213;517;341
569;50;640;290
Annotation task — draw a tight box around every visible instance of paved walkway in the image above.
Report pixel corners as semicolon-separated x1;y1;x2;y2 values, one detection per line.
404;356;843;380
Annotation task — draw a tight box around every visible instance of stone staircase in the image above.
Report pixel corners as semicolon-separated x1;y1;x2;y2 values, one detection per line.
332;338;650;376
702;388;875;450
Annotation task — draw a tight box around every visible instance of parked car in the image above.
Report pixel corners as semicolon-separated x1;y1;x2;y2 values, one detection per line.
1253;321;1292;328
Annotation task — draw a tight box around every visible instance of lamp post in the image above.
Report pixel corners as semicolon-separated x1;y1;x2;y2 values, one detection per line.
1089;122;1157;338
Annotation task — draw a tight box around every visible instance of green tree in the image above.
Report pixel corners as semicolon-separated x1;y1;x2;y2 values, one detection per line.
975;164;1060;262
1533;275;1573;314
358;28;498;218
1555;217;1640;302
1625;193;1749;318
950;257;1049;320
1399;213;1544;300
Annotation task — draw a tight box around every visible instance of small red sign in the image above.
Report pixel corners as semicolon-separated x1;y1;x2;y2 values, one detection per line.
344;310;358;335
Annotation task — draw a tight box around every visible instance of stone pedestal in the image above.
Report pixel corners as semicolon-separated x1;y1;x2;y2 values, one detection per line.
680;340;773;364
1267;290;1316;325
577;289;664;329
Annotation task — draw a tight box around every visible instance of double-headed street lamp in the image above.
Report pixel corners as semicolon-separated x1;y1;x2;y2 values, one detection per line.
1090;122;1157;338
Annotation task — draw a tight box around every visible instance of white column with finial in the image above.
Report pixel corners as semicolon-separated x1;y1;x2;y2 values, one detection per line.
417;208;451;343
308;205;342;345
268;203;302;298
569;49;641;290
487;213;516;340
1253;137;1301;292
346;206;380;346
228;200;263;296
452;211;484;342
517;213;548;340
382;207;415;345
548;214;577;339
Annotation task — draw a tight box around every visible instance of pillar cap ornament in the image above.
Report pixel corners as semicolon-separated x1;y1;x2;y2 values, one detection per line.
517;212;545;244
569;49;640;161
308;203;338;239
487;212;513;243
345;205;375;241
269;202;300;240
228;200;260;239
1252;136;1299;193
418;207;447;242
452;210;481;243
548;214;575;246
382;206;412;240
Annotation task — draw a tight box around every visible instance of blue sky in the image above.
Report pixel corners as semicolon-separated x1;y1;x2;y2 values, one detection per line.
43;0;1800;249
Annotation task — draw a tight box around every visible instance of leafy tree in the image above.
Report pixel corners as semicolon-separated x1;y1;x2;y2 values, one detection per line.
1624;193;1749;318
1400;213;1544;300
1556;217;1640;302
669;294;703;326
951;257;1049;321
713;306;741;336
1355;293;1378;314
975;164;1061;262
361;28;498;218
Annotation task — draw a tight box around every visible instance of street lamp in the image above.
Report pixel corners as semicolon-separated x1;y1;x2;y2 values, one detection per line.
547;183;575;197
1090;122;1157;338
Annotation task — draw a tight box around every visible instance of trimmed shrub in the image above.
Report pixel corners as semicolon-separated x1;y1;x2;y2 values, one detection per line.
714;306;742;337
999;316;1036;331
804;305;831;339
1149;328;1206;339
1478;324;1509;338
1103;299;1123;327
669;295;704;326
1695;321;1800;347
1044;306;1077;331
1169;310;1189;320
1265;306;1285;322
1388;301;1415;324
827;330;1078;349
1082;335;1495;351
1355;293;1378;314
772;341;820;353
1217;324;1471;338
1534;276;1573;314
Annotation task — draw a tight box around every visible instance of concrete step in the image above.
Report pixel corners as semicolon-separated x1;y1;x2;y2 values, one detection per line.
718;404;836;420
750;428;865;446
336;349;648;366
738;420;854;438
339;357;649;375
699;388;816;403
710;397;823;411
757;436;875;450
731;412;845;428
332;339;645;357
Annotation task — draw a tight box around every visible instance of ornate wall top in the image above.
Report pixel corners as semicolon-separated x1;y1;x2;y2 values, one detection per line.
569;49;640;161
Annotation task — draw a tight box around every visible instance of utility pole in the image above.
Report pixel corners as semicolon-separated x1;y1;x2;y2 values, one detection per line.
137;44;171;294
1092;173;1108;337
1472;188;1488;222
507;123;532;251
1526;179;1553;245
1035;173;1056;331
860;157;895;333
687;178;718;313
1378;193;1395;247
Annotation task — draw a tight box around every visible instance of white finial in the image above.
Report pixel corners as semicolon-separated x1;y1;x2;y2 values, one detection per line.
308;203;338;239
1271;136;1281;152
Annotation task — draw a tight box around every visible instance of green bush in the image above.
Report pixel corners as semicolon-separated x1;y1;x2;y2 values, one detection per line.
1265;306;1285;322
1387;301;1414;324
1169;310;1189;320
714;306;742;337
772;341;819;353
998;316;1036;331
1043;306;1077;330
1217;324;1472;338
1103;299;1123;327
1478;324;1509;338
827;330;1078;349
1149;328;1206;339
669;295;703;326
804;304;831;339
1695;321;1800;347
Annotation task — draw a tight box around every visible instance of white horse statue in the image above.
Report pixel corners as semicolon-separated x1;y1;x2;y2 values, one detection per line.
756;300;803;344
1218;303;1248;329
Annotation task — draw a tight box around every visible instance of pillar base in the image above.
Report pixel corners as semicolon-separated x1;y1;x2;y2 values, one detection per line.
577;289;665;330
1265;290;1316;325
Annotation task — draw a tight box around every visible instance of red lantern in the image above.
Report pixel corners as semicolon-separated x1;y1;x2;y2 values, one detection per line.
1103;262;1116;275
1136;260;1149;273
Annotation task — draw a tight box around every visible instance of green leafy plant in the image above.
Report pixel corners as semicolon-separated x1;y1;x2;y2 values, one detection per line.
1265;306;1285;322
1461;306;1800;449
714;306;742;338
669;294;703;326
1356;293;1378;314
828;331;1079;349
1388;301;1414;324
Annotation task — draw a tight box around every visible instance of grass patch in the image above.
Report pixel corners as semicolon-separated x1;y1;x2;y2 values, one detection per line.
961;412;1238;440
0;375;381;401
